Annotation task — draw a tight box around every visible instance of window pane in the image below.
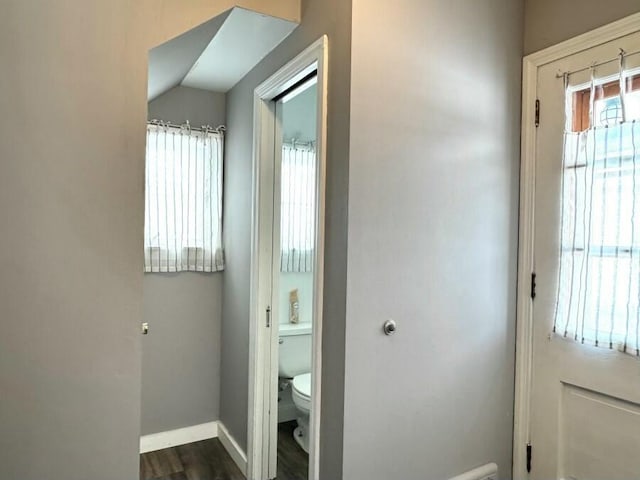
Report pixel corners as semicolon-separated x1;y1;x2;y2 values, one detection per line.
144;126;224;273
555;113;640;354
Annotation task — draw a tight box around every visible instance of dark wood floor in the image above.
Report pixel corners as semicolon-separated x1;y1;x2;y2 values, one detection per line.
275;421;309;480
140;421;308;480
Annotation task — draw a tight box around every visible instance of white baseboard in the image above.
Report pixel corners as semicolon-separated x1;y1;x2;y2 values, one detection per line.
218;422;248;476
140;421;218;454
448;462;498;480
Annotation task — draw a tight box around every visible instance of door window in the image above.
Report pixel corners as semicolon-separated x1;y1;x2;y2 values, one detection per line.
555;69;640;354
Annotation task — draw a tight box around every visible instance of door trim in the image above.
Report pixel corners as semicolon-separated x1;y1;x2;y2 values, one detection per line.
513;13;640;480
248;36;328;480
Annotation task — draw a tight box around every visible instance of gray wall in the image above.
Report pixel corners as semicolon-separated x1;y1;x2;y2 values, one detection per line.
148;85;227;127
342;0;523;479
142;82;227;436
524;0;639;54
0;2;298;479
222;1;352;477
282;83;317;142
142;274;223;434
0;2;144;479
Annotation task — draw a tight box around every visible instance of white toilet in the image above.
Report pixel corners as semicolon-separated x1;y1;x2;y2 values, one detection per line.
278;323;312;453
291;372;311;452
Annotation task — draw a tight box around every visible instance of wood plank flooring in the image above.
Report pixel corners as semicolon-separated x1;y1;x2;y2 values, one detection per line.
140;421;308;480
275;421;308;480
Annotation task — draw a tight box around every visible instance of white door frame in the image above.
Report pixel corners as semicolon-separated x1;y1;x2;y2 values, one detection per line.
247;36;328;480
513;13;640;480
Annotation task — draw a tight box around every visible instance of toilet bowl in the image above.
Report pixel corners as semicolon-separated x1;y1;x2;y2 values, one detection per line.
291;372;311;453
278;324;312;453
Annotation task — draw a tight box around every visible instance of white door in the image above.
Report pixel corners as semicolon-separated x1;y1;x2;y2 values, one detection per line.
266;97;284;480
263;75;321;480
529;30;640;479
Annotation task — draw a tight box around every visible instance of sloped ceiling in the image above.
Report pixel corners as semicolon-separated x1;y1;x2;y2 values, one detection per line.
147;11;230;101
148;7;297;101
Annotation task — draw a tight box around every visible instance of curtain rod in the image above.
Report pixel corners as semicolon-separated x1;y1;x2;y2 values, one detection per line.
147;119;226;134
283;139;315;149
556;48;640;79
282;138;316;146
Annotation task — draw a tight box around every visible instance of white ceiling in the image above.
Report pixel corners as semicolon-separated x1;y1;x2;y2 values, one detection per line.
147;8;297;101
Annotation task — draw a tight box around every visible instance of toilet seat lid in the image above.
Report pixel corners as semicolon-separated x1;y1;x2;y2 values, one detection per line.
292;373;311;398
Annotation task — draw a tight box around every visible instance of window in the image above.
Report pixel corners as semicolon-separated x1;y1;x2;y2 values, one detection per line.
572;74;640;131
144;123;224;273
555;70;640;354
280;142;316;273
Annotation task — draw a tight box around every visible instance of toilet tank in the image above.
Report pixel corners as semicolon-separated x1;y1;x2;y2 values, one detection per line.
278;323;312;378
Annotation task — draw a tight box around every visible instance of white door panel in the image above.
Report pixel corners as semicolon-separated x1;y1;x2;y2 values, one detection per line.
530;30;640;480
561;384;640;480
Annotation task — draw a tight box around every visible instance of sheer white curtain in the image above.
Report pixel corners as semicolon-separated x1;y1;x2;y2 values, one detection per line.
554;70;640;356
280;142;316;273
144;124;224;273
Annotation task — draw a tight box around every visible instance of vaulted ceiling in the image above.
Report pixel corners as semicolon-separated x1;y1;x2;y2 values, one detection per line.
147;7;298;101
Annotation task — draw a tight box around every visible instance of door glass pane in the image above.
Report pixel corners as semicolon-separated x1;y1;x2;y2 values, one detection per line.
555;72;640;355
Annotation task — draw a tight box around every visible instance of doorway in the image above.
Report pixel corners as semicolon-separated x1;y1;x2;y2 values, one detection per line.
272;76;318;480
139;9;301;480
248;37;328;480
514;14;640;480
